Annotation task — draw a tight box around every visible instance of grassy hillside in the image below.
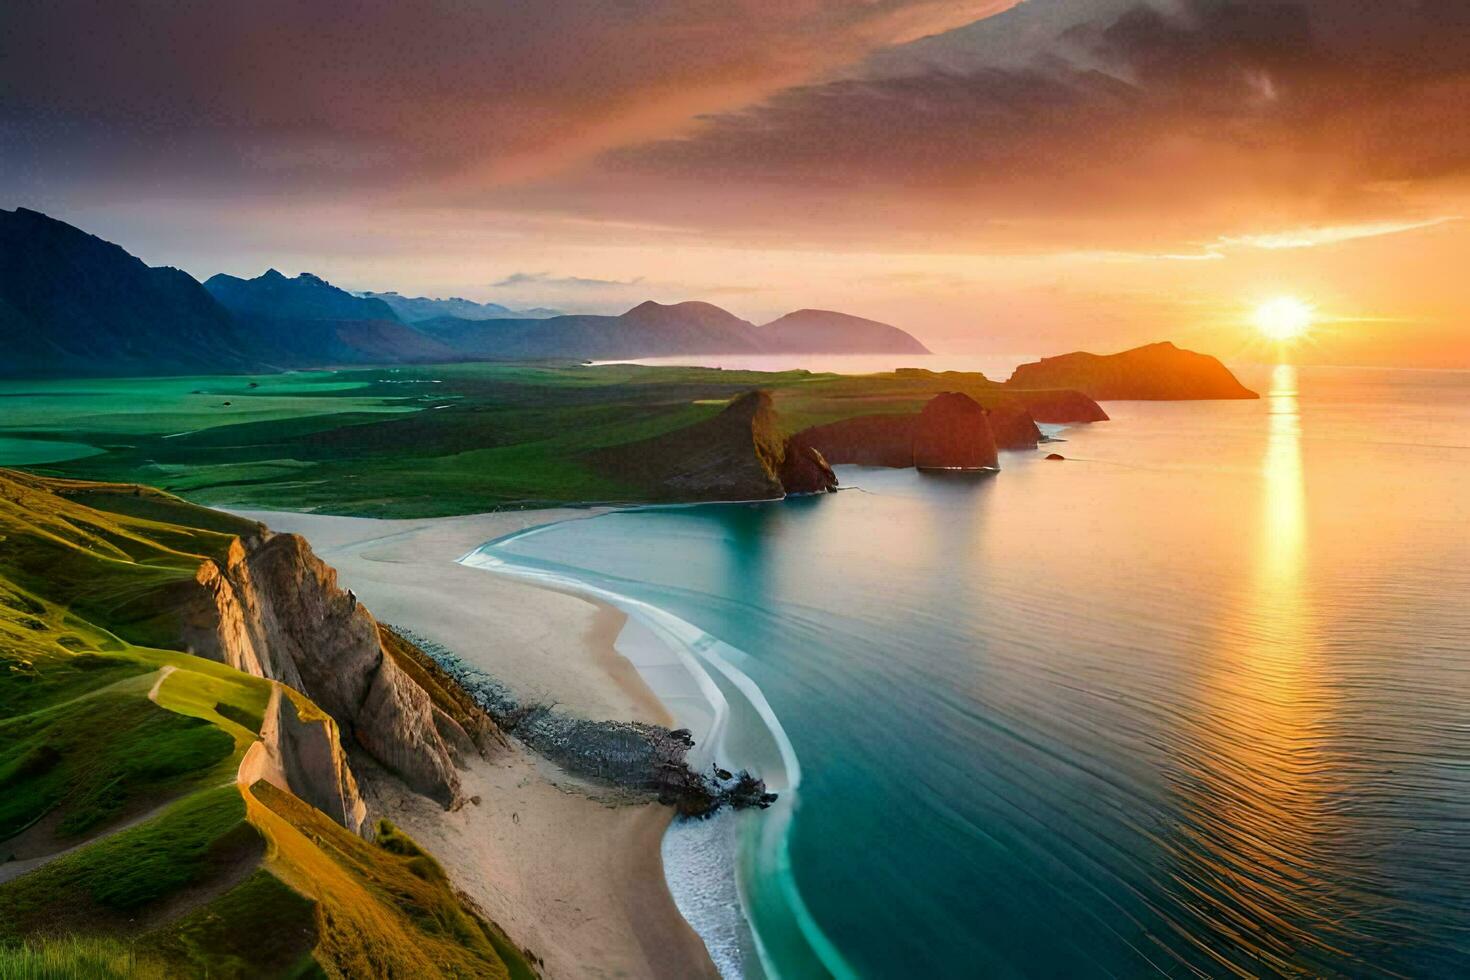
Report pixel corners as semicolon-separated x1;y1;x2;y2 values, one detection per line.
0;470;536;977
0;362;1077;516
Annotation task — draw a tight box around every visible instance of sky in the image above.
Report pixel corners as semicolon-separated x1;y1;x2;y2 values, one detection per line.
3;0;1468;366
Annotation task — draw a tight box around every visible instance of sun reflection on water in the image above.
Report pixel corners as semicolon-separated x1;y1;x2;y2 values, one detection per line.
1155;363;1357;975
1262;363;1306;593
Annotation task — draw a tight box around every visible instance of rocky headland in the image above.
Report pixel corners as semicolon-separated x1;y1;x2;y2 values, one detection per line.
1007;341;1259;400
792;391;1025;472
590;389;841;500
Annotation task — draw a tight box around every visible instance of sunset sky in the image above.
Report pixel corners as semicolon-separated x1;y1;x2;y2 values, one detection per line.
3;0;1468;366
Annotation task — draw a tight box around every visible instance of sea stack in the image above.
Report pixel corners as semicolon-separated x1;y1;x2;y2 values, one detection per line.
985;403;1044;450
779;439;839;494
912;392;999;471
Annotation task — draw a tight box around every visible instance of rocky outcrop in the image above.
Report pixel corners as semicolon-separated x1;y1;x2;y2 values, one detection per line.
1007;389;1110;424
791;414;917;467
795;393;1015;470
1006;341;1258;400
239;685;368;834
588;390;787;501
913;392;999;470
985;403;1044;450
778;439;838;494
183;532;462;808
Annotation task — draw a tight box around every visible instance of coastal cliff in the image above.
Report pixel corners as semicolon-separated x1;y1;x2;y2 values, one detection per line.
181;531;464;807
778;439;839;495
238;685;369;834
590;389;831;501
1006;389;1111;423
1007;342;1258;400
913;393;999;470
982;403;1045;450
793;392;1006;471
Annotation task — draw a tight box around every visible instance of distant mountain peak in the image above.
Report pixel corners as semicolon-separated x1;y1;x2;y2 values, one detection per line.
359;290;563;322
205;268;399;324
759;308;930;355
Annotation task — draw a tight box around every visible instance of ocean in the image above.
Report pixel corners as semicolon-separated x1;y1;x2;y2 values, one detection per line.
477;364;1470;978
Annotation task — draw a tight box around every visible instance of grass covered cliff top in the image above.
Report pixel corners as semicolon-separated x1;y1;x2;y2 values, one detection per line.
0;362;1087;516
0;470;535;977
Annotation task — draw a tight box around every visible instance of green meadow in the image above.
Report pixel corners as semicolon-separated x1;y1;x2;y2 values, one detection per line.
0;362;1023;516
0;470;533;977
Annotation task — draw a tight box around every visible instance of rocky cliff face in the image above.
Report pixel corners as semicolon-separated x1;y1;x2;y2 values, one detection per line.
588;390;788;501
1007;389;1110;424
985;404;1044;450
778;439;839;494
913;392;999;470
794;393;1011;470
1006;342;1258;400
237;685;368;834
791;414;917;467
182;532;463;808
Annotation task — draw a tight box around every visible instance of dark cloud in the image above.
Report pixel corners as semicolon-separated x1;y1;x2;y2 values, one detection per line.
599;0;1470;246
0;0;1010;200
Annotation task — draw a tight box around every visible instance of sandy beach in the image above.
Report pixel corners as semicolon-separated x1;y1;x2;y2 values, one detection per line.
232;507;721;980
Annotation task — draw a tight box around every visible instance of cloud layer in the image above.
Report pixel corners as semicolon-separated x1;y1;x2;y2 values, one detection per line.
0;0;1009;198
588;0;1470;248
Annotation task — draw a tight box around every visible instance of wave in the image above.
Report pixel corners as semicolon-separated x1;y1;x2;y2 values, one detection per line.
460;523;854;980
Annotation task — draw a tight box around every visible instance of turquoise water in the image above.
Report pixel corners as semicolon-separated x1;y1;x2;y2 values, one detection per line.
490;366;1470;978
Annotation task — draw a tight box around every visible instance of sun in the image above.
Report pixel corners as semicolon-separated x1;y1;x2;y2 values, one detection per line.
1253;296;1314;341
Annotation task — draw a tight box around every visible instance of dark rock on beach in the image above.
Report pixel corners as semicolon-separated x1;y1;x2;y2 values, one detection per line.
389;625;774;817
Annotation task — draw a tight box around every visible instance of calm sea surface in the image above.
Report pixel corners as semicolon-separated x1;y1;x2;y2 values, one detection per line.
493;365;1470;978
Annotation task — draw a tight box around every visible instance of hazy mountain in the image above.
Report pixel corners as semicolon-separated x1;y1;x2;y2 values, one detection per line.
0;208;257;377
360;291;563;321
415;300;765;360
0;211;932;375
204;269;457;366
759;309;931;354
414;299;928;361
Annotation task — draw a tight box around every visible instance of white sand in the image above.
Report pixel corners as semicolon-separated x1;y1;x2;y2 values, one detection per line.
231;507;720;980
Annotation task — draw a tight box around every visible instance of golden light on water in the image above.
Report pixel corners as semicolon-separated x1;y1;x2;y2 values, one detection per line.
1262;363;1306;587
1253;297;1315;342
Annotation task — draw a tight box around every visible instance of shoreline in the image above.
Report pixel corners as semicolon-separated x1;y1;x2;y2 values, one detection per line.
463;519;853;980
230;506;722;979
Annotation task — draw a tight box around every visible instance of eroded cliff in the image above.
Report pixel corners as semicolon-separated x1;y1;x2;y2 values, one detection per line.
183;531;463;807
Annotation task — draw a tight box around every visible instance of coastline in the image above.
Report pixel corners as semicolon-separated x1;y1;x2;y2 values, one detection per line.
230;506;722;980
464;516;853;980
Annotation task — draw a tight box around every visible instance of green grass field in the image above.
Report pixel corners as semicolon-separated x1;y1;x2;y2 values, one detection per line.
0;470;536;977
1;361;1040;516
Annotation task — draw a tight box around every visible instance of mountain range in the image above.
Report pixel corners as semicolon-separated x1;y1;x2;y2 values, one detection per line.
358;291;563;321
0;208;930;377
